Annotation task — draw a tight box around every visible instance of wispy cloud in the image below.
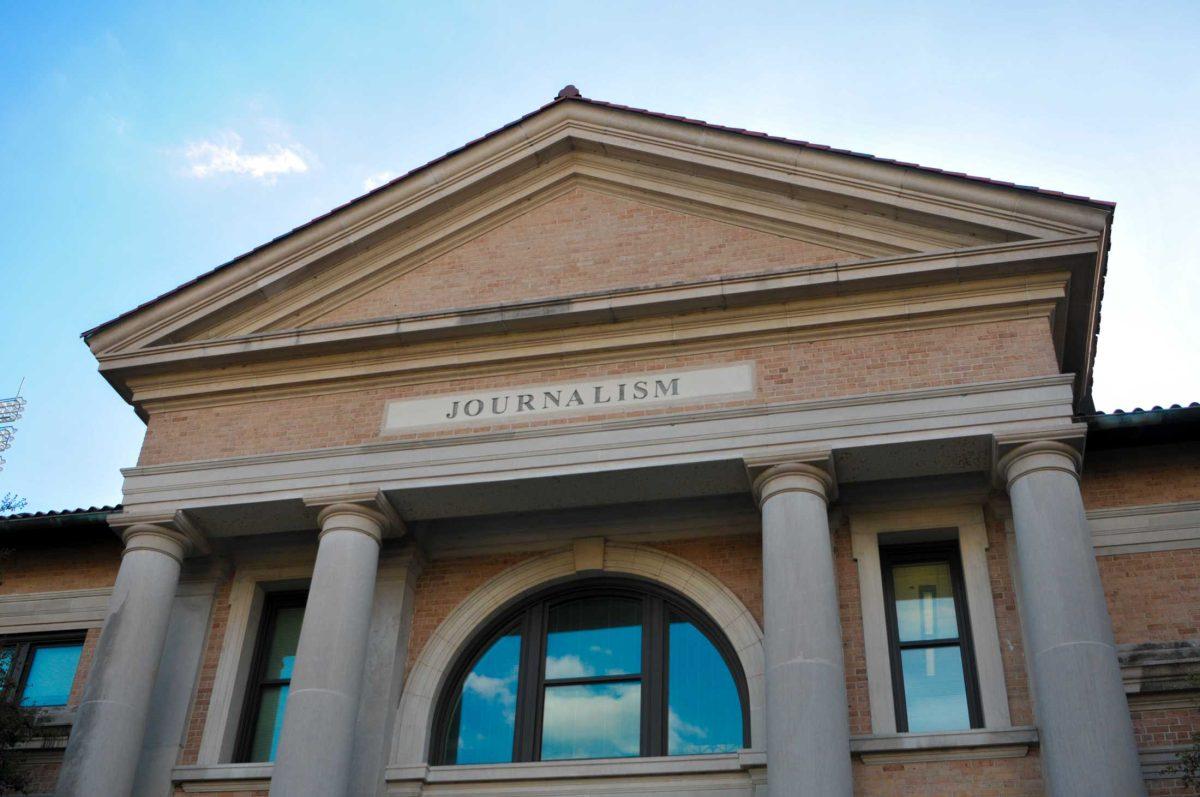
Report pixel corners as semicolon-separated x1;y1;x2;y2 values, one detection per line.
362;170;397;191
184;131;309;184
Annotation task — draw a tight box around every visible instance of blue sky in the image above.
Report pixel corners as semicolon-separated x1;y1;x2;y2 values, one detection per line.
2;1;1197;511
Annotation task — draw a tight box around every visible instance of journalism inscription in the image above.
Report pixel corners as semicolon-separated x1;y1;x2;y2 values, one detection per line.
381;363;755;432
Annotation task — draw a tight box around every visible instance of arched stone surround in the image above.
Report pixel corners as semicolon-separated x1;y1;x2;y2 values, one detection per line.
389;540;766;767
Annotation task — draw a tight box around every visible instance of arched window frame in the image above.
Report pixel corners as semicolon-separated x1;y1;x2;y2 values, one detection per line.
431;575;751;765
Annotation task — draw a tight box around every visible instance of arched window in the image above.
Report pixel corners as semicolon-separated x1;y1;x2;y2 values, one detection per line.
433;577;749;765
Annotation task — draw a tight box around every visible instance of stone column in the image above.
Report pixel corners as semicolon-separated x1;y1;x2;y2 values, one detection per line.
56;524;190;797
269;503;385;797
753;463;852;797
999;441;1145;796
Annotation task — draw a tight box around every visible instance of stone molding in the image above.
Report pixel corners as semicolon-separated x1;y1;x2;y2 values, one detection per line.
119;375;1078;518
1089;500;1200;555
118;253;1076;412
850;726;1038;765
388;540;765;770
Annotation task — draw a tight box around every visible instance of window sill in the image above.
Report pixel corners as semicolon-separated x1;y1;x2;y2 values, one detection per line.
850;726;1038;764
172;762;273;792
386;750;767;784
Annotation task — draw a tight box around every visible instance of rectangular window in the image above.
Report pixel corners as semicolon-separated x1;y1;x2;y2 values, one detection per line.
880;543;981;733
236;591;306;762
0;632;85;708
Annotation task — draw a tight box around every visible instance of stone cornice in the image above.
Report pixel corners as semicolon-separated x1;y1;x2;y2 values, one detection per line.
118;265;1074;412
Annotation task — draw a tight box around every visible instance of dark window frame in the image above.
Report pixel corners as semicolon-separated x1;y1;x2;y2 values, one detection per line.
0;631;87;708
234;589;308;762
879;541;983;732
433;576;750;765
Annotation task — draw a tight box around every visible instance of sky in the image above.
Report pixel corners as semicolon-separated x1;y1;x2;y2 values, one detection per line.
1;1;1197;512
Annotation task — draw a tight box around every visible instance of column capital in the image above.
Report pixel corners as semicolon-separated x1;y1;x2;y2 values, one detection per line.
118;523;192;563
752;462;835;507
996;440;1083;492
315;502;388;545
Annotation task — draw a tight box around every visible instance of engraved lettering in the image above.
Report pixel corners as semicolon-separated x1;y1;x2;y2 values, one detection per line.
445;400;460;419
565;389;584;407
632;381;649;399
463;399;484;417
491;396;510;415
654;378;680;398
593;385;612;404
517;394;534;412
542;390;561;409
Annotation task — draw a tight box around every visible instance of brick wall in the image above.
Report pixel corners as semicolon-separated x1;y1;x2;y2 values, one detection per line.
139;317;1059;465
1082;443;1200;510
307;187;855;326
0;534;121;594
852;751;1044;795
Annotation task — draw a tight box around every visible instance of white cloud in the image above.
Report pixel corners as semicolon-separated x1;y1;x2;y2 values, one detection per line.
362;170;397;191
545;654;594;680
542;682;641;758
184;131;309;184
463;670;516;706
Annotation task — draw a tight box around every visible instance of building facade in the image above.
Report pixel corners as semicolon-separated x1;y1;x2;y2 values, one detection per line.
2;88;1198;796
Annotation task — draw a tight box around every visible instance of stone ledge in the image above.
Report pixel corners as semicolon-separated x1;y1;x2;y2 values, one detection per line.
386;750;766;784
172;762;272;793
1121;639;1200;695
851;727;1039;765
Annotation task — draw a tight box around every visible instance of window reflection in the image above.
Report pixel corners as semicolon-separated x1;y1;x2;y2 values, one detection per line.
900;646;971;731
884;551;978;733
546;597;641;678
541;682;641;760
668;615;742;754
20;644;83;707
444;629;521;765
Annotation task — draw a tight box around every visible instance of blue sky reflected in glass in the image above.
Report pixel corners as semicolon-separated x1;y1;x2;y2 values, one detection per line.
546;598;640;678
249;683;289;761
668;617;742;754
19;644;82;707
900;646;970;732
541;682;641;760
453;630;521;764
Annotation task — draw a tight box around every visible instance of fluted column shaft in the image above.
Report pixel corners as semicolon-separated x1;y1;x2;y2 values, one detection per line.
1000;441;1144;796
269;503;384;797
754;464;853;797
56;525;188;797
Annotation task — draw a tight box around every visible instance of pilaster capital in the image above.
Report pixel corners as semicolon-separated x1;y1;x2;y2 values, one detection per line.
752;462;836;508
996;440;1083;492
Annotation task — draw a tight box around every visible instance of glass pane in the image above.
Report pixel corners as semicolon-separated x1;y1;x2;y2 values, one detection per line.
546;597;641;679
263;606;304;680
541;681;641;760
891;561;958;642
900;645;971;732
0;645;16;684
247;684;289;761
19;643;83;707
447;630;521;765
668;615;743;754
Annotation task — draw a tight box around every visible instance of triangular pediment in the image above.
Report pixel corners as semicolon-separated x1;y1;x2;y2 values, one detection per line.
86;94;1110;369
